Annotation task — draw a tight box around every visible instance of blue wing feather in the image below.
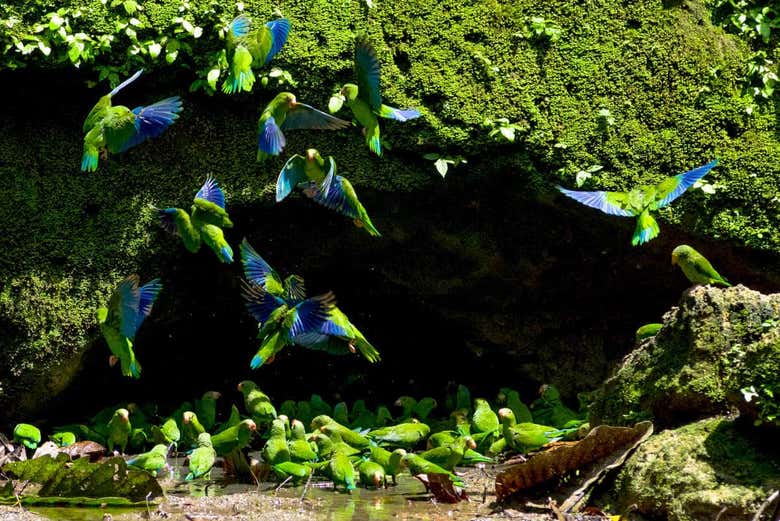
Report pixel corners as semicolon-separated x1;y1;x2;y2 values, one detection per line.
264;19;291;64
119;97;183;152
276;155;307;202
654;160;718;208
228;15;251;39
556;186;634;217
117;276;141;339
194;177;226;208
136;278;162;331
258;116;286;154
242;281;285;324
240;239;280;287
288;293;337;337
313;176;359;219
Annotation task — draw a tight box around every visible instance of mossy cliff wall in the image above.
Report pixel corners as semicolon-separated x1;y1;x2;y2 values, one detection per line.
1;0;779;420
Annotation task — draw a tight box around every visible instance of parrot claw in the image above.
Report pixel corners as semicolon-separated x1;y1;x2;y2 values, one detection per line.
108;355;118;367
348;342;357;354
353;219;364;229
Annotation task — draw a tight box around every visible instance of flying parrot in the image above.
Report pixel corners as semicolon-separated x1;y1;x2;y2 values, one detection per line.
97;275;162;379
329;35;421;156
81;69;183;171
556;160;719;246
240;239;380;362
257;92;350;161
222;15;291;94
241;280;346;369
275;149;335;203
155;177;234;263
671;244;731;286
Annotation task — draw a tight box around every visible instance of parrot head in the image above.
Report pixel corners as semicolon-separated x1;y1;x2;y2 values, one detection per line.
183;411;194;424
306;148;321;163
115;408;130;423
497;407;515;425
204;391;222;400
671;244;694;265
394;396;416;410
238;380;256;394
280;92;297;107
340;83;359;102
242;419;258;432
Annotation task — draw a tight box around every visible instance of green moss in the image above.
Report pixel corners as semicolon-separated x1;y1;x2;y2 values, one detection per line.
610;417;780;521
0;0;779;416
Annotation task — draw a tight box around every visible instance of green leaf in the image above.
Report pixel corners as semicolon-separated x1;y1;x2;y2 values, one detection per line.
499;126;516;142
166;49;178;63
67;43;81;63
123;0;138;15
182;20;194;34
148;42;161;59
435;158;449;177
37;40;52;56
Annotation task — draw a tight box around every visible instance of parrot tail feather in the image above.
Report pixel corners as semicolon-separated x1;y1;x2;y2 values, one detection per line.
81;148;99;172
367;134;382;156
632;211;660;246
220;245;234;264
345;478;356;491
250;353;265;370
185;472;195;481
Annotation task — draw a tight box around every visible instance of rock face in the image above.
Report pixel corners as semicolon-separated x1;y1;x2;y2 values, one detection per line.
591;285;780;427
611;417;780;521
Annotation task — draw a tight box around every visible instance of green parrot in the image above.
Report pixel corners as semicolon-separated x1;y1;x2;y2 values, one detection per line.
107;408;132;454
126;444;168;476
211;419;257;457
151;417;181;449
241;281;345;369
97;275;162;379
309;432;360;459
394;396;417;420
451;409;471;436
240;239;381;363
181;411;206;449
413;398;437;421
498;388;533;423
418;435;475;471
186;433;217;481
333;402;350;426
531;385;585;429
368;421;430;449
672;245;731;286
318;423;370;449
456;385;472;413
358;459;386;488
53;424;105;445
310;394;332;418
128;428;149;452
272;461;312;484
369;446;406;485
462;447;495;465
261;419;291;465
401;453;464;488
81;69;182;171
471;398;500;434
13;424;41;450
498;408;574;454
156;177;234;263
194;391;221;431
279;400;297;420
237;380;277;427
350;400;376;429
375;406;393;427
50;431;76;447
256;92;350;161
327;452;357;492
557;160;719;246
636;323;663;342
330;35;420;156
215;404;242;433
222;15;290;94
288;419;317;462
277;151;381;236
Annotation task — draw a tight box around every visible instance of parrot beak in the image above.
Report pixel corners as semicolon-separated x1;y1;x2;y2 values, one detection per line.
237;382;243;392
213;392;222;399
467;437;477;449
374;472;382;488
183;414;190;424
498;408;510;419
289;95;298;106
121;412;129;423
108;355;118;367
247;420;257;431
671;254;678;265
319;425;327;433
278;415;288;423
306;149;317;161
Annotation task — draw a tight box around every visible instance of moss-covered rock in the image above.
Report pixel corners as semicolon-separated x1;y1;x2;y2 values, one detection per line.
1;0;779;418
591;284;780;427
609;417;780;521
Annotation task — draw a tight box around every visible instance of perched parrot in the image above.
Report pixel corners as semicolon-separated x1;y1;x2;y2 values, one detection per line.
672;245;731;286
350;400;376;429
261;418;291;465
126;444;168;476
418;435;475;471
241;280;345;369
319;423;370;449
156;177;233;263
272;461;312;484
151;417;181;449
358;459;386;488
367;421;430;449
471;399;500;434
194;391;221;431
222;15;290;94
288;419;317;462
498;408;575;454
394;396;417;420
279;400;297;420
401;453;464;488
181;411;206;449
186;433;217;480
414;398;438;421
237;380;277;426
309;432;360;459
375;406;393;427
531;385;585;429
636;323;663;342
211;419;256;457
556;160;719;246
369;446;405;485
330;35;420;156
309;394;332;418
13;424;41;450
327;452;357;492
456;385;472;413
256;92;350;161
97;275;162;379
333;402;350;426
107;408;132;454
50;432;76;447
81;69;182;171
498;388;533;423
276;151;380;236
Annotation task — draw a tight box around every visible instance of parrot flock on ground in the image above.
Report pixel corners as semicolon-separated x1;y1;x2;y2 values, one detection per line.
10;384;590;494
